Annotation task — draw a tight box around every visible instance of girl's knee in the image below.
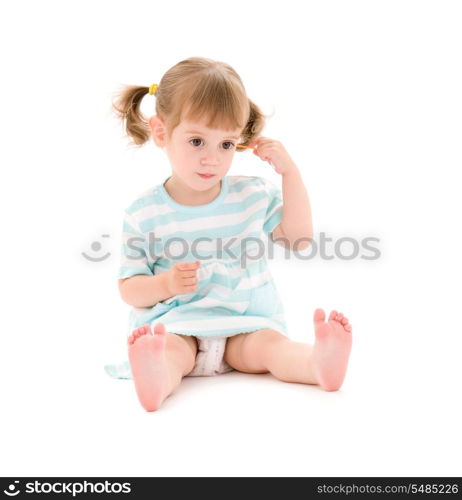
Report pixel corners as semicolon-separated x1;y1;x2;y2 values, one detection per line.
224;329;286;372
245;329;287;349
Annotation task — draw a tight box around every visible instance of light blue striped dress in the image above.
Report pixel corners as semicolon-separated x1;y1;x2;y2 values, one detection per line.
105;175;287;379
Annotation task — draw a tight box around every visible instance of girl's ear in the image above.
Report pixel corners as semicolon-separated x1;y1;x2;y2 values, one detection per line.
149;115;168;147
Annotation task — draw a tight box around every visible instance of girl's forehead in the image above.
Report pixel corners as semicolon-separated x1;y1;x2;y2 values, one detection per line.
178;119;241;135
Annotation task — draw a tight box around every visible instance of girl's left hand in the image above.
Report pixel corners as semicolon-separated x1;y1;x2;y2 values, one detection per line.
249;137;297;175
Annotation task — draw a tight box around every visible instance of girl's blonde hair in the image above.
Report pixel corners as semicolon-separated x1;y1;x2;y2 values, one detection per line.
112;57;268;151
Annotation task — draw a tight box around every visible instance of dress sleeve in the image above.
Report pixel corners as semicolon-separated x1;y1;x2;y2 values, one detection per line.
259;176;283;235
118;210;154;279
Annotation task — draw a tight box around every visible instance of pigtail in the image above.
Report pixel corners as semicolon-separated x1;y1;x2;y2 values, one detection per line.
237;98;268;152
112;85;152;146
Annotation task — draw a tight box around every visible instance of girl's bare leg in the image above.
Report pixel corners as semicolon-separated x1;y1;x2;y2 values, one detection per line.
224;309;352;391
128;323;197;411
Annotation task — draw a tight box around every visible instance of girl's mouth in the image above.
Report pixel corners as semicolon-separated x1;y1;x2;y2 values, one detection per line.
197;173;215;179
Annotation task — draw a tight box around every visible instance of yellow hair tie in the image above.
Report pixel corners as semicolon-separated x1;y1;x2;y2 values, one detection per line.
148;83;159;95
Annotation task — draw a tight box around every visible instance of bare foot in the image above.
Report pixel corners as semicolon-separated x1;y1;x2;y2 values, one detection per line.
127;323;168;411
312;309;353;391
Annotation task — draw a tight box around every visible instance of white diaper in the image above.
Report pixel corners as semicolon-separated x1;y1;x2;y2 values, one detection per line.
188;336;234;377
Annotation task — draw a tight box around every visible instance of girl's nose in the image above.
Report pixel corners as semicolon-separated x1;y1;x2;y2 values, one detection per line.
200;156;218;166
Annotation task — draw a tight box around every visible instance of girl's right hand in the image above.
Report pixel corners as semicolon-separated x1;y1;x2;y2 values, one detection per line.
165;260;201;296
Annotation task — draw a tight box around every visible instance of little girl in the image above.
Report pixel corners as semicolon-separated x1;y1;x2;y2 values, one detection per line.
107;56;352;412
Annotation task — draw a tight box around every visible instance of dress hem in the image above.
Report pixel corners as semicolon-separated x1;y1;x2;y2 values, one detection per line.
161;326;287;338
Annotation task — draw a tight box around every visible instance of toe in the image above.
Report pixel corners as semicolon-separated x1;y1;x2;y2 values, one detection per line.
344;324;352;332
313;308;326;323
337;313;344;321
329;310;338;321
128;334;135;345
341;317;349;325
153;323;166;336
136;325;152;338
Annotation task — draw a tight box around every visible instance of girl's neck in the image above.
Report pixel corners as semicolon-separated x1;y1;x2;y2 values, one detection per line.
163;175;222;206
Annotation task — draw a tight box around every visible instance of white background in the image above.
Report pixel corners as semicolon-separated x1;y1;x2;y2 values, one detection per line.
1;0;461;477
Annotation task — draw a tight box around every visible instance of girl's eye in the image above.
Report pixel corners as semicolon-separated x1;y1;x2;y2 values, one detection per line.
190;138;203;147
189;138;236;150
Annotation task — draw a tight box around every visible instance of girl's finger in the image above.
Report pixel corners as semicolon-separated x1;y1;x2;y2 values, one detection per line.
253;145;268;155
180;272;196;279
254;142;272;149
178;260;200;270
181;277;196;286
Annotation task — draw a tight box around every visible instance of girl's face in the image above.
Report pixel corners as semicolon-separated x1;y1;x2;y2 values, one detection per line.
155;117;243;193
